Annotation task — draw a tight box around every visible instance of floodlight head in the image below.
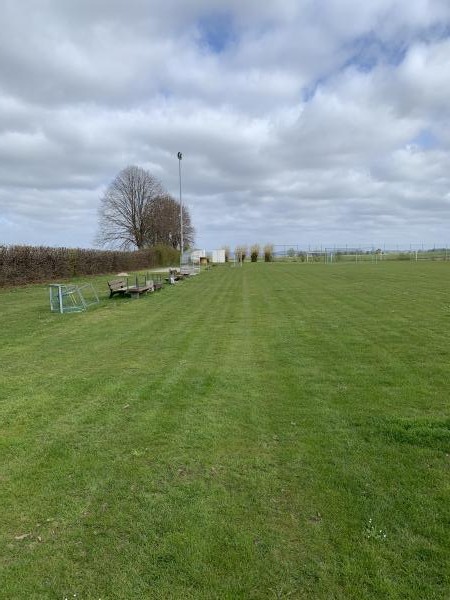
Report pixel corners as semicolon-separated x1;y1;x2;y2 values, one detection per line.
177;151;183;160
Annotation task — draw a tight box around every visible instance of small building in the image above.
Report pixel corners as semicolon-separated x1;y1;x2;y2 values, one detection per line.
190;249;206;264
211;249;226;263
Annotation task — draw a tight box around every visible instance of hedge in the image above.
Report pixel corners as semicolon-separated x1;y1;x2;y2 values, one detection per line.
0;244;179;287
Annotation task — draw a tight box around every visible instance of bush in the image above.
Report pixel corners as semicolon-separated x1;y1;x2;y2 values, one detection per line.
250;244;260;262
264;244;274;262
235;245;247;263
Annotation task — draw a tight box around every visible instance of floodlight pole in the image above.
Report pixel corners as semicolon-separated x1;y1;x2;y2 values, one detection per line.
177;151;183;269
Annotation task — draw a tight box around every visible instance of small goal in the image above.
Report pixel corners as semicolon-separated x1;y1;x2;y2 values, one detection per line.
49;283;99;314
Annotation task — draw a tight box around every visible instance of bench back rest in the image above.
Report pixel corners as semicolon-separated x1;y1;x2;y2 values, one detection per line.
108;279;126;291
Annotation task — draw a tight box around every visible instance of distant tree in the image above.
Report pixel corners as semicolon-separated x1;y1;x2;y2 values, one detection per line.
97;166;194;251
287;247;296;258
235;245;248;262
146;194;194;251
97;166;164;249
250;244;260;262
264;244;274;262
222;245;230;262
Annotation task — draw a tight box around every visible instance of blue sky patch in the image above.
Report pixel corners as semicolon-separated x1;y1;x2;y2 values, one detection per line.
344;32;407;72
410;129;439;150
419;23;450;44
302;76;329;102
197;11;237;53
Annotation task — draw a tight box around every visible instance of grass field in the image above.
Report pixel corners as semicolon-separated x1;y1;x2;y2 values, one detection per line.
1;262;449;599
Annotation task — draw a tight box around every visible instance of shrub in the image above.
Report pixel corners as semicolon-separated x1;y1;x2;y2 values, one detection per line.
235;245;247;263
250;244;260;262
264;244;274;262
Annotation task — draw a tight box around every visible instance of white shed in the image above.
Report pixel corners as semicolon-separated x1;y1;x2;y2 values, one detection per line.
190;249;206;263
211;249;226;263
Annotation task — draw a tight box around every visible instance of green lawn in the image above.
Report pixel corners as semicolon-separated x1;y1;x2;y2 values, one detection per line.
1;262;449;599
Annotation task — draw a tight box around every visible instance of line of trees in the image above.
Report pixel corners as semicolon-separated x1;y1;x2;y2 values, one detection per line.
97;165;194;251
232;244;274;262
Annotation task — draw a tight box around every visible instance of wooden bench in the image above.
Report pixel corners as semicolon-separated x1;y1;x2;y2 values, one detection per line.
108;279;128;298
146;279;162;292
165;270;185;283
109;278;156;299
126;285;151;298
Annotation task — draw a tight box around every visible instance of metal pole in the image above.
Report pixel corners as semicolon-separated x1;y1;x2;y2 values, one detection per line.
58;285;63;314
177;152;183;269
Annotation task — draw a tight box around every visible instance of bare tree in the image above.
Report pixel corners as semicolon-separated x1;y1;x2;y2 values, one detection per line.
146;193;195;250
222;245;230;262
235;245;248;262
250;244;260;262
263;243;274;262
97;166;164;249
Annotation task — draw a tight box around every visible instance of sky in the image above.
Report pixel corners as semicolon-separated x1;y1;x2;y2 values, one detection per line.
1;0;450;251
